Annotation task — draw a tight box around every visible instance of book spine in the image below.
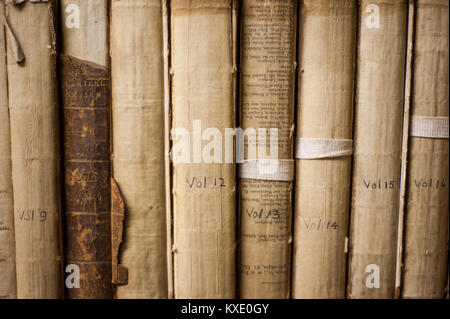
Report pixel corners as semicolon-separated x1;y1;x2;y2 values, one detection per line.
402;0;449;299
60;0;113;298
111;0;168;299
170;0;237;298
61;0;109;67
348;0;408;299
292;0;357;299
0;0;16;299
5;0;63;298
238;0;297;299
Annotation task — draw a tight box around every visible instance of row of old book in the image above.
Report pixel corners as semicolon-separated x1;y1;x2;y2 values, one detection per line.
0;0;448;299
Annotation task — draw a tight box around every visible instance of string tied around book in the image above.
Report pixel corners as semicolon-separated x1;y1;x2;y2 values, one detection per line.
239;159;295;182
3;13;24;63
4;0;57;62
7;0;50;5
295;137;353;159
409;115;449;139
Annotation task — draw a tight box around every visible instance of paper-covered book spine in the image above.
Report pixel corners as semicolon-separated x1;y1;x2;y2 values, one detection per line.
60;0;114;298
348;0;408;299
111;0;168;299
5;0;62;298
402;0;449;299
238;0;297;299
171;0;238;298
0;0;16;299
292;0;357;299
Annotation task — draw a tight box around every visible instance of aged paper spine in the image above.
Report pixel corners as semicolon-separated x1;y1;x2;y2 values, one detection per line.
61;0;109;67
238;0;296;299
401;0;449;299
111;0;168;299
0;0;16;299
5;0;62;298
348;0;408;299
292;0;357;299
60;0;113;298
171;0;237;298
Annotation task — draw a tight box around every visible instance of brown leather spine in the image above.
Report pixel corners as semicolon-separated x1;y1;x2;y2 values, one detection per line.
60;54;113;299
